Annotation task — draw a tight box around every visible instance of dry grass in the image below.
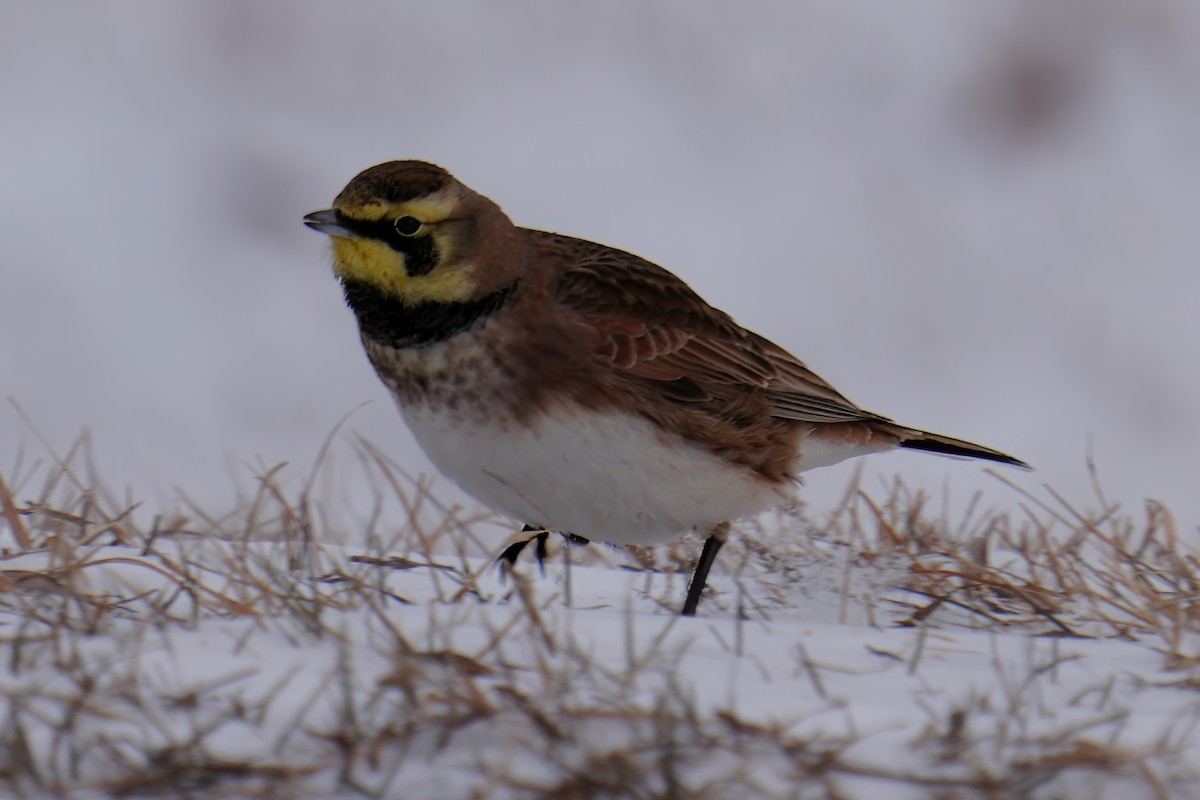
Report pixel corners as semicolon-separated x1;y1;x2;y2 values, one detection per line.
1;431;1198;799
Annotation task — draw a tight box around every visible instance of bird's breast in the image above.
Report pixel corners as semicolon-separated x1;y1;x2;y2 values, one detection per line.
362;326;512;415
363;329;788;543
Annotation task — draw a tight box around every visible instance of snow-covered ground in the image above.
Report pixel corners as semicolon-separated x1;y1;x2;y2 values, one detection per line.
2;446;1197;798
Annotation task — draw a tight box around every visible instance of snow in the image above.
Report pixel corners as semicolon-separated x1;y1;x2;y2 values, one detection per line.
2;487;1197;798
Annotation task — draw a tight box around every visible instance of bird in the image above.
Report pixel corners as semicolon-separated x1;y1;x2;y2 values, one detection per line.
303;160;1028;616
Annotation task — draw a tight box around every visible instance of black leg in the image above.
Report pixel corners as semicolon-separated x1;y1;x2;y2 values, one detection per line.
497;526;590;576
533;529;550;572
681;524;729;616
497;538;531;567
498;524;547;572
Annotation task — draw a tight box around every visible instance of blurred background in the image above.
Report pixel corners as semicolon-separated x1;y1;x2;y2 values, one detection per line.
2;2;1198;535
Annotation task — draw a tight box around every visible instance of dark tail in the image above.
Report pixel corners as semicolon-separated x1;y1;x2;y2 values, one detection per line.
899;429;1030;470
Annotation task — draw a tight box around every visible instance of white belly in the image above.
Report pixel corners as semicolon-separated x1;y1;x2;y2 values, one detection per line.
398;402;791;545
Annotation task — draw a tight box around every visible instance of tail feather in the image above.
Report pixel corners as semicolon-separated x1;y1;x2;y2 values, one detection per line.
899;430;1030;470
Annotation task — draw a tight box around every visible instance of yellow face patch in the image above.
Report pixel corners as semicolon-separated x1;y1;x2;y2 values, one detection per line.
330;236;476;305
327;185;477;305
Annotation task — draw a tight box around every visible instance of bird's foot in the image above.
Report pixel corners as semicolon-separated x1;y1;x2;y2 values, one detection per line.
497;525;590;578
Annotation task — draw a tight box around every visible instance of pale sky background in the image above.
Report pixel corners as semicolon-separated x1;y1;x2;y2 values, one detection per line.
2;2;1199;536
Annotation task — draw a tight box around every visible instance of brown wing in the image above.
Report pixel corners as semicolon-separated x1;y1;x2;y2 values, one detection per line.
547;233;886;425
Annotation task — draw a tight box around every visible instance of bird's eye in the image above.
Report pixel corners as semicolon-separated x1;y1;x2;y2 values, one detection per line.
394;216;423;237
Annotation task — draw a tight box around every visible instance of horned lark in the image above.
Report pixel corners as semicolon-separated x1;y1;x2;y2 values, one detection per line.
304;161;1027;616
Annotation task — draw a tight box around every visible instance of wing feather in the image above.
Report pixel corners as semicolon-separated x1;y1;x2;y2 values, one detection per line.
547;233;882;425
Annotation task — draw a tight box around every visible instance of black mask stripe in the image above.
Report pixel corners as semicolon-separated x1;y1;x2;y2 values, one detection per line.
335;212;439;277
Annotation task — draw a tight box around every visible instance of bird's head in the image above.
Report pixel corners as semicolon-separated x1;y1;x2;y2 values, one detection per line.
304;161;517;305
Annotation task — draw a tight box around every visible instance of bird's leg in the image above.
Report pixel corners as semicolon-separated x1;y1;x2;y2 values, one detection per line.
498;524;549;574
497;526;593;578
533;528;550;571
681;522;730;616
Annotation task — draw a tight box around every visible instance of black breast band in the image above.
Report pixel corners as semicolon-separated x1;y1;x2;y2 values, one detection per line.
341;278;517;349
